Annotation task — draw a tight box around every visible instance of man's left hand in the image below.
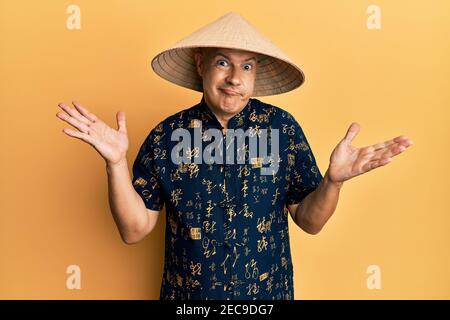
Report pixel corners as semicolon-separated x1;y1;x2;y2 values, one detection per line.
327;122;414;184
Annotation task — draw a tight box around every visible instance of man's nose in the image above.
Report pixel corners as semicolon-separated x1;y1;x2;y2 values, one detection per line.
225;67;242;86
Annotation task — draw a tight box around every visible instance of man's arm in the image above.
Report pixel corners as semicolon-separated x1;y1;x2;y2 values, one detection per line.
55;101;161;244
288;168;343;235
106;159;160;244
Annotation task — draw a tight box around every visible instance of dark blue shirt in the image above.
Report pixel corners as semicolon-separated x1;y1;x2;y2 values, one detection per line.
131;96;323;300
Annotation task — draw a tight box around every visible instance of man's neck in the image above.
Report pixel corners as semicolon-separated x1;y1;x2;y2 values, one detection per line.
213;113;231;130
203;97;247;130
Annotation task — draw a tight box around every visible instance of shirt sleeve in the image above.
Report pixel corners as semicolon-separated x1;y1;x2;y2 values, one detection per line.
131;127;165;212
285;119;323;205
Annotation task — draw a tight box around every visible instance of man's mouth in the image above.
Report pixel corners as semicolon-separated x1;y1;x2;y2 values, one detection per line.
219;88;240;96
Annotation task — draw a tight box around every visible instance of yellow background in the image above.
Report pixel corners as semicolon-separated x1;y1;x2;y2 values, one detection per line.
1;0;449;299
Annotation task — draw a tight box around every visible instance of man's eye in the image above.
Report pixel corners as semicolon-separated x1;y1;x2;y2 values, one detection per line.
243;64;253;71
217;60;228;67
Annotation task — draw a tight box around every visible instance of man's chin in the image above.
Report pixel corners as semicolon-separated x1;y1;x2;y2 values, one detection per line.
220;99;249;114
220;95;241;105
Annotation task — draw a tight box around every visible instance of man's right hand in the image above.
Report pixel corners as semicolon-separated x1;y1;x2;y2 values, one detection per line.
56;101;129;166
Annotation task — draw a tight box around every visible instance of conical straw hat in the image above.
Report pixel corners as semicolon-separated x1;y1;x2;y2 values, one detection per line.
151;12;305;97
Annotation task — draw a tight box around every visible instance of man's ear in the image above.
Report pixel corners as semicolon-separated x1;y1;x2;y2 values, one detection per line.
194;50;204;78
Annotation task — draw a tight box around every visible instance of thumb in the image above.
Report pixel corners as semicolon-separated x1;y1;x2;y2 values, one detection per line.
343;122;360;143
116;111;127;133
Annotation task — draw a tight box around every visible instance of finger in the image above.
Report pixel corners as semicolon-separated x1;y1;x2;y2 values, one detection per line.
369;139;396;152
56;110;90;134
62;127;95;145
72;101;99;123
366;136;413;153
393;135;414;145
361;157;392;172
58;103;91;126
116;111;127;133
381;136;412;149
371;141;412;160
343;122;360;143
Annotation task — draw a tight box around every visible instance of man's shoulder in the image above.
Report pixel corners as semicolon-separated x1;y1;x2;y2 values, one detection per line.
150;101;202;132
251;98;298;124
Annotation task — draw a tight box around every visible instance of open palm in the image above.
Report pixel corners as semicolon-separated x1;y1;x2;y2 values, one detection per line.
56;101;129;165
327;122;414;184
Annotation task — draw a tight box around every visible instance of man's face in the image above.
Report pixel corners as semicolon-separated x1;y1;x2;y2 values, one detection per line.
194;47;259;118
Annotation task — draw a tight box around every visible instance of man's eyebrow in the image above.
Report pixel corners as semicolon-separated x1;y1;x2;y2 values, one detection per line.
214;52;257;62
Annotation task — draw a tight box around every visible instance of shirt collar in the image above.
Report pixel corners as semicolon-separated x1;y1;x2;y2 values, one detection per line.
199;95;253;130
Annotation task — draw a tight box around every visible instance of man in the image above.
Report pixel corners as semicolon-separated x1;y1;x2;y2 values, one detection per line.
55;12;413;300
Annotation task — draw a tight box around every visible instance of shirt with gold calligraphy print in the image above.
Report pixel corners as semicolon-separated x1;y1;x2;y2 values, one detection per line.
131;96;323;300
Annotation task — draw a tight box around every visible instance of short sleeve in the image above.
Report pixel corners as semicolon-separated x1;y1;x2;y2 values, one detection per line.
131;126;165;212
285;119;323;205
